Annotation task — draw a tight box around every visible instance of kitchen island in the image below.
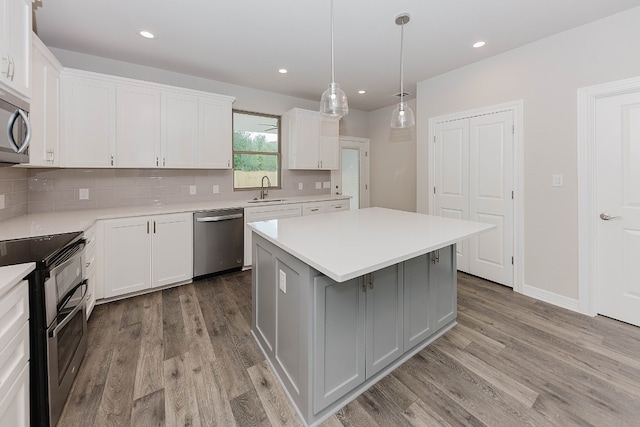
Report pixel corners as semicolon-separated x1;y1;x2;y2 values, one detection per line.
248;207;494;426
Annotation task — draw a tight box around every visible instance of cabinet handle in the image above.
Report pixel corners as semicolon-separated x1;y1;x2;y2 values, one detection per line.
1;56;9;78
227;160;230;167
9;57;15;81
163;157;166;167
153;221;156;233
311;208;319;212
147;221;150;234
432;250;440;264
362;276;367;292
110;154;114;166
369;272;374;289
156;157;159;167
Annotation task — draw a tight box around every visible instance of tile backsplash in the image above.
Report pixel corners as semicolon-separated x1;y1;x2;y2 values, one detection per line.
0;168;28;222
26;168;332;214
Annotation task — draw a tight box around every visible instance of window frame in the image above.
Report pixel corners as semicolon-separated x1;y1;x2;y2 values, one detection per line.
232;109;282;191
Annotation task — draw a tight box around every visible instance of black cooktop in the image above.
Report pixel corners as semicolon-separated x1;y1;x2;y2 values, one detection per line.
0;231;84;269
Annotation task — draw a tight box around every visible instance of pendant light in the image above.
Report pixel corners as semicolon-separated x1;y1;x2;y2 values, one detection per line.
390;13;415;128
320;0;349;118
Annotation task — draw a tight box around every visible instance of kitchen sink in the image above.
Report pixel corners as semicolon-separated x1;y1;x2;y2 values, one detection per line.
247;199;286;203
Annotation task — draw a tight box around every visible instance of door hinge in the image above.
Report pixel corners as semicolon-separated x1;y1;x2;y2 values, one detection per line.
365;151;368;157
365;184;368;190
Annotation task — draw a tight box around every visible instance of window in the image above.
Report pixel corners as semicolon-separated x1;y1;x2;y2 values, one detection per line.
233;110;281;190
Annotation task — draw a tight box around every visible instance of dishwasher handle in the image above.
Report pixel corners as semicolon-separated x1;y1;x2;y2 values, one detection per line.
195;213;243;222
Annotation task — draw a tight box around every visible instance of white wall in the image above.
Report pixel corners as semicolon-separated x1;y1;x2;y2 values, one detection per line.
368;99;417;212
49;48;369;138
416;6;640;301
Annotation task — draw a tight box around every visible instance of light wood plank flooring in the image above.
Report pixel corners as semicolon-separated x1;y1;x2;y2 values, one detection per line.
58;271;640;426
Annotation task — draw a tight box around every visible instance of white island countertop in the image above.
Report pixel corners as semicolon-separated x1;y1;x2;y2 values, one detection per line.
248;207;495;282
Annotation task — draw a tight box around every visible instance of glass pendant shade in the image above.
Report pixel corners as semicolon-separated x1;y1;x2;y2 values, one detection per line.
391;102;415;128
320;82;349;118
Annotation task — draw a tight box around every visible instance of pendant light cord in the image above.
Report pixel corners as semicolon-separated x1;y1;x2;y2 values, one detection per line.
400;16;405;107
330;0;335;84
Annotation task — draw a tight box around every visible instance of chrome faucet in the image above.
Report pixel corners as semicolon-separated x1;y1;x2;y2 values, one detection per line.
260;175;271;199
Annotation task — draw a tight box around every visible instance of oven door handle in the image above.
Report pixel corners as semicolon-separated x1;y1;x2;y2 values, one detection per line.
56;279;88;312
49;291;87;338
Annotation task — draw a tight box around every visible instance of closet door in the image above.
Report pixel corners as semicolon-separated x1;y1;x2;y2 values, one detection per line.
469;112;514;286
433;119;470;272
433;111;514;287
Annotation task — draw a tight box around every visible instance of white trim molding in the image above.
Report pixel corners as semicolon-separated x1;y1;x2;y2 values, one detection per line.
577;75;640;316
425;100;524;293
521;284;580;313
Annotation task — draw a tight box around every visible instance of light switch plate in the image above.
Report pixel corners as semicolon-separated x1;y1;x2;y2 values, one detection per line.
315;182;321;189
213;184;220;194
279;269;287;293
79;189;89;200
298;182;303;190
323;181;330;189
552;174;564;187
190;185;197;195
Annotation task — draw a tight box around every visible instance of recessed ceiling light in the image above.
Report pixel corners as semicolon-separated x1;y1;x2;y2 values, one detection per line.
473;41;486;48
358;90;366;94
139;30;155;39
278;69;288;74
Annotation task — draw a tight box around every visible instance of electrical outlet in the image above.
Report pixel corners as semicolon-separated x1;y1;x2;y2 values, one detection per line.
189;185;197;195
279;269;287;293
213;184;220;194
298;182;303;190
79;189;89;200
552;174;564;187
323;181;330;189
315;182;321;189
0;194;4;209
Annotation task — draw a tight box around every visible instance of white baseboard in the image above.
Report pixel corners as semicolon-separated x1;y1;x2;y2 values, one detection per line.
521;284;582;314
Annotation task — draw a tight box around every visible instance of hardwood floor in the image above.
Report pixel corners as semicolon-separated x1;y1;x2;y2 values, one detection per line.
57;271;640;426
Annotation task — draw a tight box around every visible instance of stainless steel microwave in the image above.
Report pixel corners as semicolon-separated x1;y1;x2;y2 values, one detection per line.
0;89;30;166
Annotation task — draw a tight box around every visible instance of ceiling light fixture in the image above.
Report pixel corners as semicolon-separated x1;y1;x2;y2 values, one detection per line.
358;90;366;94
139;30;155;39
390;13;415;129
278;68;288;74
319;0;348;118
473;41;486;48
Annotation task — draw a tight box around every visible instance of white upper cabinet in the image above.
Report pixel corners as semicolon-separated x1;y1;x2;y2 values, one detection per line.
162;91;199;168
59;68;235;168
116;84;161;168
0;0;31;99
60;71;116;167
284;108;339;170
199;96;232;169
28;34;62;167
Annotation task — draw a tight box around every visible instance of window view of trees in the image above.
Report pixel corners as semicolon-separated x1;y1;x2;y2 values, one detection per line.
233;111;280;190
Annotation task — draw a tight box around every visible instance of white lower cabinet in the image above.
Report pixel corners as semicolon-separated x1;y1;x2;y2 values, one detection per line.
0;279;29;427
302;199;350;216
102;213;193;298
84;224;97;317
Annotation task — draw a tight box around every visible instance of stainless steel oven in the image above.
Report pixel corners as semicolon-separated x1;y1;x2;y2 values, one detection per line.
45;247;88;426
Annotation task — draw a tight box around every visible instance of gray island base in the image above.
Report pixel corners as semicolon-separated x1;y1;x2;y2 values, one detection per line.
251;233;459;426
248;208;494;426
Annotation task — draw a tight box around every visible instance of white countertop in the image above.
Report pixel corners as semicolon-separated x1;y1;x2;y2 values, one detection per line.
0;195;349;241
0;263;34;299
248;207;495;282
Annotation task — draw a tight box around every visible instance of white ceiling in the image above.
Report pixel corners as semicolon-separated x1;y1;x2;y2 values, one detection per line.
33;0;640;112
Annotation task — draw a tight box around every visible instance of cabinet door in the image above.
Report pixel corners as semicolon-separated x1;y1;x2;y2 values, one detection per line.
318;117;339;170
162;92;198;168
0;0;31;98
430;245;457;331
199;97;232;169
151;213;193;287
365;264;403;378
287;110;320;169
403;254;432;350
103;217;151;298
116;84;160;168
313;275;365;414
28;38;53;167
0;361;29;427
61;74;115;167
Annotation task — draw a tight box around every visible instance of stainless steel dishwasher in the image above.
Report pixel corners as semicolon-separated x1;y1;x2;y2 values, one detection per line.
193;208;244;277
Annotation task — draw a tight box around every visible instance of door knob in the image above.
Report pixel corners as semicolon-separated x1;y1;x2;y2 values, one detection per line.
600;213;620;221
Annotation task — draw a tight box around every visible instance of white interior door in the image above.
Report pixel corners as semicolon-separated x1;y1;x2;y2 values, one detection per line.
332;137;370;209
468;112;514;286
433;111;514;286
596;91;640;326
433;120;470;272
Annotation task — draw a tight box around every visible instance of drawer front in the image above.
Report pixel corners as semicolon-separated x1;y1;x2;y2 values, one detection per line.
0;360;29;427
0;322;29;405
302;205;324;216
0;282;29;353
